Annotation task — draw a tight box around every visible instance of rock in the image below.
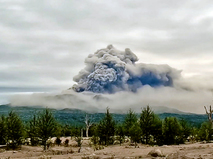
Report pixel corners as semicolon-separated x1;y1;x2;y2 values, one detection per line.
79;147;92;154
113;140;120;145
124;137;130;143
201;140;206;144
167;153;194;159
82;139;90;146
162;145;170;148
38;155;52;159
148;149;163;157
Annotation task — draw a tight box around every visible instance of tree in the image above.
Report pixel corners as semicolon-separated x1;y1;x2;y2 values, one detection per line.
27;113;39;146
98;108;115;145
37;108;57;150
85;114;93;138
162;117;182;145
61;124;72;137
6;111;23;149
204;105;213;128
190;127;199;142
0;115;6;144
115;124;125;145
150;115;163;145
129;123;141;148
197;105;213;142
70;127;81;138
198;121;212;141
179;118;191;143
90;124;100;146
123;109;137;137
139;105;156;144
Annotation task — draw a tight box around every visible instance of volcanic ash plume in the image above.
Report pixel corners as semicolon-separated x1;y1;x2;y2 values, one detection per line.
72;45;181;93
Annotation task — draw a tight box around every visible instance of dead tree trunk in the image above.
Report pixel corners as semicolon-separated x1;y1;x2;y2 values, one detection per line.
204;105;213;129
85;114;93;138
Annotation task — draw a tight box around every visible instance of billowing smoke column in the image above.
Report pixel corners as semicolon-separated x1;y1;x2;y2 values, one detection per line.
72;45;181;93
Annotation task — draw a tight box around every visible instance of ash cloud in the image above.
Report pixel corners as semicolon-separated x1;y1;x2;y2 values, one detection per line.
9;45;213;114
72;45;181;93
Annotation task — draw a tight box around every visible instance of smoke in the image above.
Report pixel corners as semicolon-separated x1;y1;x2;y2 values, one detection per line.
72;45;181;93
9;45;213;114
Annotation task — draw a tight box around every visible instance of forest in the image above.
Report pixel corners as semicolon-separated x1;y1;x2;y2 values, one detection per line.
0;105;212;151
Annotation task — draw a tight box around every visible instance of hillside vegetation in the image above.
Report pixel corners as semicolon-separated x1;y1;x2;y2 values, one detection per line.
0;104;211;151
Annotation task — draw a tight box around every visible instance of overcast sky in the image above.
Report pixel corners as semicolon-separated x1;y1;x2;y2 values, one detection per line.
1;0;213;106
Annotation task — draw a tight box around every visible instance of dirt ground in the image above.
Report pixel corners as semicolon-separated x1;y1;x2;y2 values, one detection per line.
0;141;213;159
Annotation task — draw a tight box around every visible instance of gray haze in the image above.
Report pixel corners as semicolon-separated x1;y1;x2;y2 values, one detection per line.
1;0;213;113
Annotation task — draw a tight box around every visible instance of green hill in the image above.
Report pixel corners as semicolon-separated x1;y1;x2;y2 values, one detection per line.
0;104;207;127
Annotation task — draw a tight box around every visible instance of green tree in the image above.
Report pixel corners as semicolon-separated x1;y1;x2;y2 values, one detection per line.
98;108;115;145
27;114;39;146
198;121;212;141
6;111;23;149
162;117;182;145
150;115;163;145
129;123;141;148
190;127;199;142
62;124;72;137
70;127;81;137
115;124;125;145
139;105;156;144
90;124;100;146
37;108;57;150
123;109;137;137
179;118;191;143
0;115;6;144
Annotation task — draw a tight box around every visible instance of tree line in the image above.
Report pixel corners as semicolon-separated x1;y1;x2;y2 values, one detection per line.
0;106;212;150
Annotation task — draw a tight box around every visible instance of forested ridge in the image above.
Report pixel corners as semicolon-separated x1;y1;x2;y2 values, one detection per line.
0;104;206;127
0;105;211;150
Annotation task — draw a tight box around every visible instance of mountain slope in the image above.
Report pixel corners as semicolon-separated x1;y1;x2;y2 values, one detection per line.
0;104;207;127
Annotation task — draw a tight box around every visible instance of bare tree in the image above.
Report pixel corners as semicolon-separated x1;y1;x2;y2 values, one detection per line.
204;105;213;128
85;114;93;138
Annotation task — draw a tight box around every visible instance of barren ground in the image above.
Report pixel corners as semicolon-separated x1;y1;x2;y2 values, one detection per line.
0;141;213;159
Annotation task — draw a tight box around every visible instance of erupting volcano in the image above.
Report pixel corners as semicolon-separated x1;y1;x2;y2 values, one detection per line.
72;45;180;94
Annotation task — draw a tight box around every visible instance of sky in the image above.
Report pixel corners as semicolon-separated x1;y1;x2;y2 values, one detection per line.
0;0;213;113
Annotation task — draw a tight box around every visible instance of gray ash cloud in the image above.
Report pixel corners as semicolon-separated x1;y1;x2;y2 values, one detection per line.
71;45;181;93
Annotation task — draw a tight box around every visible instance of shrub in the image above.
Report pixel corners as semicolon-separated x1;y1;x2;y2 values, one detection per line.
75;137;82;147
55;137;61;146
64;139;69;147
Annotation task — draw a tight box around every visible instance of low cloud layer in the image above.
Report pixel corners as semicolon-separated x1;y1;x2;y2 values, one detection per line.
10;86;213;114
